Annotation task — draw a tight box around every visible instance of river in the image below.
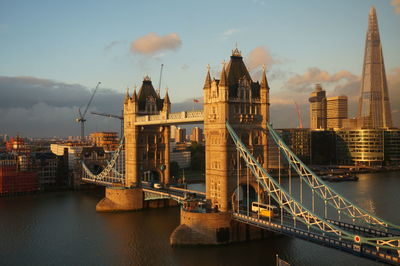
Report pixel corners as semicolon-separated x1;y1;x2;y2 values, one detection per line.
0;171;399;266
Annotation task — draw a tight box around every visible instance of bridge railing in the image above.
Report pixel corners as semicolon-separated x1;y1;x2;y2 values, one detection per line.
266;123;400;232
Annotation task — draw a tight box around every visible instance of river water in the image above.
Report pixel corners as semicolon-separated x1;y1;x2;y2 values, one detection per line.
0;171;399;266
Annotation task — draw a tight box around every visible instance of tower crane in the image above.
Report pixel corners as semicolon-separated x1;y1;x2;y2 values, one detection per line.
157;64;164;97
294;101;304;129
75;82;101;141
90;111;124;138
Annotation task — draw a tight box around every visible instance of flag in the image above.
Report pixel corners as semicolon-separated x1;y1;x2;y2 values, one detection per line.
193;98;200;103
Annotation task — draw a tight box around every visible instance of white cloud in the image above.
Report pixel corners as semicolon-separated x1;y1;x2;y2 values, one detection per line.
285;67;359;92
245;46;277;71
130;33;182;55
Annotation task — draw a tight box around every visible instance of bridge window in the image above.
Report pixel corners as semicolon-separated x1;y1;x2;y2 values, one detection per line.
148;151;154;160
235;105;239;114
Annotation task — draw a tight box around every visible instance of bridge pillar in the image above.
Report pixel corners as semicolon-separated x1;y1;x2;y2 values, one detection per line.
170;209;231;245
170;209;275;245
96;187;143;212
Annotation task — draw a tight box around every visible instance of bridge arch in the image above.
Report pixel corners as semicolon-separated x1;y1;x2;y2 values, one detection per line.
230;179;265;212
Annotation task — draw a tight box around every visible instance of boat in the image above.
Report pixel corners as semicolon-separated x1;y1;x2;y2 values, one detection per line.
321;173;359;182
329;173;359;182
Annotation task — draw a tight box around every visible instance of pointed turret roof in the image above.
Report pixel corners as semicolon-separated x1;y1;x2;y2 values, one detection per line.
260;65;270;90
203;65;211;89
224;48;253;97
124;87;130;104
163;88;170;104
132;87;137;102
219;62;227;87
137;76;159;111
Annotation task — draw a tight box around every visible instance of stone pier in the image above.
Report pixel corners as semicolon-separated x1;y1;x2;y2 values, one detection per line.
170;209;275;246
96;187;143;212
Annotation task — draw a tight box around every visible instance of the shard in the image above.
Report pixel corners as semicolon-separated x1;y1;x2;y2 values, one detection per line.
357;6;392;128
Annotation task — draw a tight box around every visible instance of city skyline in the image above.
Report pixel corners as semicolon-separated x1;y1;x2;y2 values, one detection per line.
1;0;400;137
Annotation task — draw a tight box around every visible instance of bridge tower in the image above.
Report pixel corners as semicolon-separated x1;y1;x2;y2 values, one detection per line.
124;76;171;187
203;48;270;212
97;76;171;211
171;48;271;245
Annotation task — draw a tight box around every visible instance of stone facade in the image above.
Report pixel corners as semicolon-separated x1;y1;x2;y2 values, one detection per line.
203;48;270;212
124;77;171;187
96;187;143;212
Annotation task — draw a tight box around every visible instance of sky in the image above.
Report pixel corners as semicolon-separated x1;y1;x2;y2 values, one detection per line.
0;0;399;137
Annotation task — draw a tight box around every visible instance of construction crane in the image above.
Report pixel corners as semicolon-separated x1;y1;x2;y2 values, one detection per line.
294;101;304;129
91;111;124;138
157;64;164;96
75;82;101;141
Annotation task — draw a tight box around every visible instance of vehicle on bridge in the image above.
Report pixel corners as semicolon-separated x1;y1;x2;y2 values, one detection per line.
153;183;163;189
251;202;279;218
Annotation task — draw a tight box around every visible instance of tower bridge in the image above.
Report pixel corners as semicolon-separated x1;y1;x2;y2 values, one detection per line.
81;48;400;265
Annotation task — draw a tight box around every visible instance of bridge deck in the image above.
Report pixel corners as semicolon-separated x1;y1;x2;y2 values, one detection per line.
233;212;400;265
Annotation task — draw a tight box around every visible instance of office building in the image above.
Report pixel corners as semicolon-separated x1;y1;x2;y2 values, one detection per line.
309;84;327;130
357;6;393;129
326;96;348;129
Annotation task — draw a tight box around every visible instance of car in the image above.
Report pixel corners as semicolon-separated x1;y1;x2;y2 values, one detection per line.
153;183;163;189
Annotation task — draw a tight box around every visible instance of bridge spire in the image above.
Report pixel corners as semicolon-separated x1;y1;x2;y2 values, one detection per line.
260;64;269;90
124;87;130;104
204;64;212;89
132;86;137;102
219;61;227;87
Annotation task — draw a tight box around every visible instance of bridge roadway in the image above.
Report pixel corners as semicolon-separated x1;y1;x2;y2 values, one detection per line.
141;183;206;202
233;211;400;265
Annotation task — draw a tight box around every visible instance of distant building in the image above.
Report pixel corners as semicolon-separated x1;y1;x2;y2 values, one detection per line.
6;136;30;154
309;84;327;130
357;7;392;129
190;127;203;143
33;152;59;189
384;130;400;165
310;130;337;165
89;132;119;152
0;155;38;195
51;143;108;188
335;129;384;166
170;142;191;168
175;127;186;143
170;125;177;140
326;96;348;129
277;128;311;164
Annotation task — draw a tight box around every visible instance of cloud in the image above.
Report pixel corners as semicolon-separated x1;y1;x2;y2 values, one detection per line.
130;33;182;55
391;0;400;14
181;64;189;70
245;46;277;72
223;28;240;37
0;76;124;137
285;67;359;92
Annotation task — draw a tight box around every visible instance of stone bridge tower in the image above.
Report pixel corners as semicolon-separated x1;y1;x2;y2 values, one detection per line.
124;76;171;187
203;48;270;212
